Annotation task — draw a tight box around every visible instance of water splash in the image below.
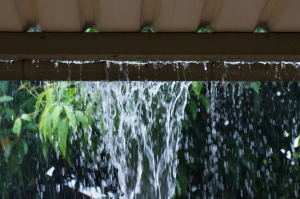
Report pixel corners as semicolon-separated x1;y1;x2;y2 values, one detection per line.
81;81;190;198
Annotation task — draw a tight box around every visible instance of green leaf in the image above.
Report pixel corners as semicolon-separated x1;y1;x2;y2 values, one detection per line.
0;96;12;102
13;118;22;137
42;139;48;159
251;81;260;94
21;97;36;108
66;154;75;169
52;106;63;130
58;118;69;157
2;107;17;122
263;159;267;165
4;141;14;163
189;98;197;121
199;94;212;113
191;81;198;88
36;90;47;113
42;110;53;140
175;179;181;196
63;106;76;129
0;81;9;94
87;115;93;126
45;87;54;102
191;81;202;96
11;144;23;165
85;28;98;33
63;97;73;106
84;132;89;142
39;103;57;133
49;129;58;152
76;111;88;129
21;140;28;155
21;114;32;123
86;102;94;116
22;123;37;131
67;88;75;97
297;137;300;148
79;82;85;103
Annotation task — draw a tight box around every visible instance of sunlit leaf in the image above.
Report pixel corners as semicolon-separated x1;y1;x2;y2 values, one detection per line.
28;85;40;92
42;139;48;159
58;118;69;157
76;111;88;129
0;96;12;102
51;130;59;152
85;28;98;33
63;97;73;106
67;88;75;97
263;159;267;165
297;137;300;148
21;114;32;123
191;81;202;96
40;103;57;133
63;106;76;129
18;82;29;90
251;81;260;94
52;106;63;130
86;102;94;116
36;90;47;113
43;110;53;140
87;115;93;126
13;118;22;137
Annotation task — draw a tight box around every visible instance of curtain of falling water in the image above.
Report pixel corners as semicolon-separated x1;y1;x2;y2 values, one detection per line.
177;80;300;198
4;61;300;198
80;81;190;198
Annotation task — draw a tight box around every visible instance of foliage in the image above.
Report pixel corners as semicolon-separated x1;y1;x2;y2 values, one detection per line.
0;81;119;199
23;82;93;158
251;81;260;94
1;79;300;199
176;81;300;199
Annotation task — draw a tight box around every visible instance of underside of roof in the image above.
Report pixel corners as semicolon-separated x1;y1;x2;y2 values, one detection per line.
1;0;300;33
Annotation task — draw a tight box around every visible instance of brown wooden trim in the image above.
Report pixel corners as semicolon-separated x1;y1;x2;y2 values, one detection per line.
0;60;299;81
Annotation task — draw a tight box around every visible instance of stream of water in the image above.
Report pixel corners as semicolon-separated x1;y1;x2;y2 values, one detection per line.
1;61;300;199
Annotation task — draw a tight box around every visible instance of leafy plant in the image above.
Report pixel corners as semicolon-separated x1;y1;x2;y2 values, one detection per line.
21;82;94;158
